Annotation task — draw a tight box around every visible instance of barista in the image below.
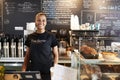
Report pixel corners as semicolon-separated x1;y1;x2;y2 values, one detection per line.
22;12;59;80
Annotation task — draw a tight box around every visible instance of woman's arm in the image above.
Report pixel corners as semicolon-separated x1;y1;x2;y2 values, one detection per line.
22;47;30;71
52;46;59;66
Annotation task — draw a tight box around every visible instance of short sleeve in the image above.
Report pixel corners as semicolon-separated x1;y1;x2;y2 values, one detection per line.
25;35;31;47
51;35;58;47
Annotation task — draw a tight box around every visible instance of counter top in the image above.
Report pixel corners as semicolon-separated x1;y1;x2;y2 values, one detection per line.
0;57;24;62
0;56;71;64
81;59;120;65
59;56;71;63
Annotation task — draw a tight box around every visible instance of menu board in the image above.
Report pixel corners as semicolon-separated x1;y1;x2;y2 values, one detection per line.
41;0;82;29
81;0;120;37
0;0;3;32
2;0;120;37
3;0;41;35
96;12;120;37
3;0;82;33
82;0;120;11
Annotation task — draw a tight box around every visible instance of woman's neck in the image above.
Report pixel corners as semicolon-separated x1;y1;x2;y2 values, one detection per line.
36;29;45;34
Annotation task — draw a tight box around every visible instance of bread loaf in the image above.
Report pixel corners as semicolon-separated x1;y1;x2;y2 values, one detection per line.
80;45;98;59
101;52;118;59
80;45;97;55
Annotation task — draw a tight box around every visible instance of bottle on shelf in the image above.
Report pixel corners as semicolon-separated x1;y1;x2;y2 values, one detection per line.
10;37;16;57
0;37;2;57
3;36;9;57
18;37;24;58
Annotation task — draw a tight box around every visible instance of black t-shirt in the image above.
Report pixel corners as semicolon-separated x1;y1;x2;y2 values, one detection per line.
25;31;58;67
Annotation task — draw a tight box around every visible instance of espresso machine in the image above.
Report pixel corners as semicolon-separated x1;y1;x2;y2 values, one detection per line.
56;29;70;56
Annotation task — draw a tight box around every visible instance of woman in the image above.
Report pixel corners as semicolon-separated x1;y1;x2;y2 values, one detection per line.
22;12;59;80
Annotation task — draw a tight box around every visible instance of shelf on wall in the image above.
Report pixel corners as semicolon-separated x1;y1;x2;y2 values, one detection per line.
71;30;99;32
71;30;99;37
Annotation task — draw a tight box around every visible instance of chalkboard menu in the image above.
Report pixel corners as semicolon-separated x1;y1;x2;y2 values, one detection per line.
41;0;82;30
2;0;120;37
95;12;120;37
3;0;82;33
82;0;120;11
0;0;3;32
3;0;41;35
81;0;120;37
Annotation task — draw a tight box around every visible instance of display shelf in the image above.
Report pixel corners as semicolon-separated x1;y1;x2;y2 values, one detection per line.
0;56;71;64
81;59;120;65
71;30;99;37
71;30;99;32
0;57;24;62
70;30;99;49
71;52;120;80
3;63;22;67
80;73;120;80
0;56;71;71
79;57;120;80
0;57;23;70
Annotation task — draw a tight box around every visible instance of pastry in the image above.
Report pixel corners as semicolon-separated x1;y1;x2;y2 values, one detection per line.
101;52;118;60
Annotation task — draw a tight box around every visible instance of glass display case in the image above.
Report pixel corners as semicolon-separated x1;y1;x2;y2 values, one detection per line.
71;51;120;80
70;30;120;80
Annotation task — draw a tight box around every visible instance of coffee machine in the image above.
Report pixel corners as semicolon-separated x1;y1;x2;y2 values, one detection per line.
56;29;70;56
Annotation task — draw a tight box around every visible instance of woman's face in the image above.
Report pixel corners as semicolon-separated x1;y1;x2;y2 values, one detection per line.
35;15;47;30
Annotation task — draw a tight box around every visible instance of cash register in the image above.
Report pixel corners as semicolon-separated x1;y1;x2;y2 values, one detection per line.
5;71;42;80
